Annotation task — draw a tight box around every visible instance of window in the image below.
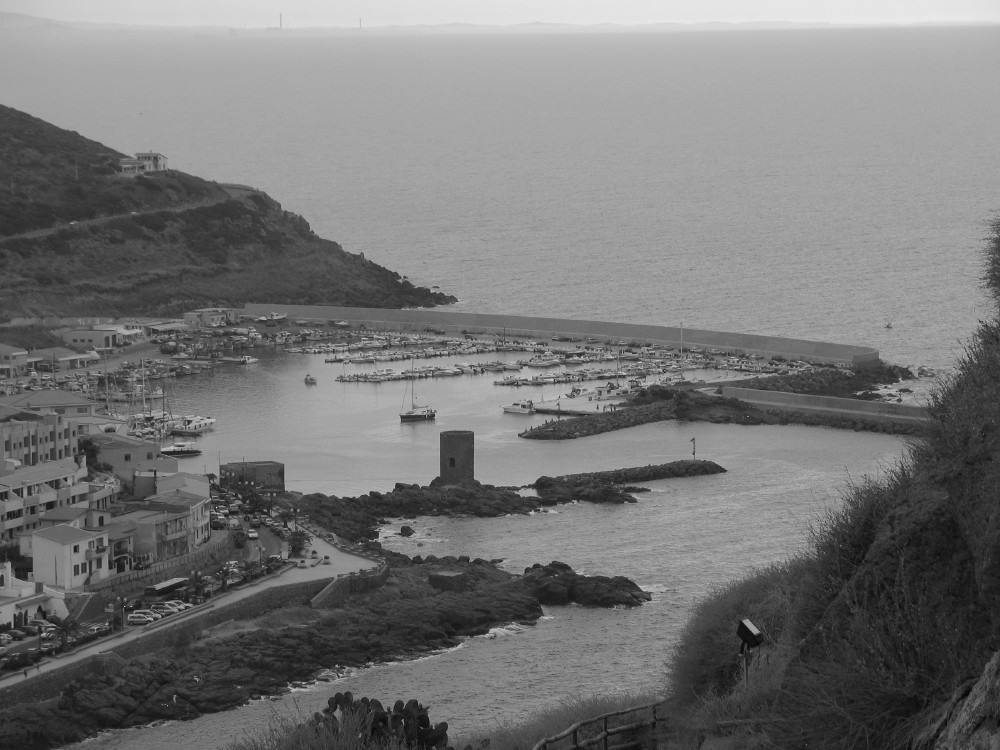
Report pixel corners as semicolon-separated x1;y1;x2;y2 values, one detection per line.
449;458;456;468
73;544;79;553
73;564;80;576
96;559;102;569
124;454;131;462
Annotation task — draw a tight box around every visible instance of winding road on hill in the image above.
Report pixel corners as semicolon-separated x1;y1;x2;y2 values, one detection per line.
0;183;258;243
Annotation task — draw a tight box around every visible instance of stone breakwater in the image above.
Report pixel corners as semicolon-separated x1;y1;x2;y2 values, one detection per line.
520;388;927;440
533;460;727;504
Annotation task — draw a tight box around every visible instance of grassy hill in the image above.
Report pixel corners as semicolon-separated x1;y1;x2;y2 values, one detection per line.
0;103;455;320
662;213;1000;748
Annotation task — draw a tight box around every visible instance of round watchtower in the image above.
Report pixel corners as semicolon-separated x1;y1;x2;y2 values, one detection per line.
439;430;475;486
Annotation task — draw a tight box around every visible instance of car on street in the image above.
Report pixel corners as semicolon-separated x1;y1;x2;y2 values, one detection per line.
127;614;154;626
0;633;12;645
39;642;58;654
7;630;26;641
246;529;259;539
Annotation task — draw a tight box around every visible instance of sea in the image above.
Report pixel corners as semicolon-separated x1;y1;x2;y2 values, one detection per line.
1;21;1000;749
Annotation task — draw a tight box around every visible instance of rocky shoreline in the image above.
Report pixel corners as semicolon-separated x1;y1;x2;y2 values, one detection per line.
0;472;680;750
297;464;723;543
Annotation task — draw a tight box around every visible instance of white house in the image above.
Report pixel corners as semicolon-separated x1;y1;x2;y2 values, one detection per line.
0;561;68;629
31;524;110;590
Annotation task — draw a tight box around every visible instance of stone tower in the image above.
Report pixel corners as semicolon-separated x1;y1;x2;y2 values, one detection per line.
439;430;475;486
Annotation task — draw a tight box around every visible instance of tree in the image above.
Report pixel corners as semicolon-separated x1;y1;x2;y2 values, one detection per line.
288;529;312;557
46;614;80;651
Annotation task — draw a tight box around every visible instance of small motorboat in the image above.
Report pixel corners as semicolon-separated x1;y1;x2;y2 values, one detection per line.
503;399;535;414
304;374;317;385
160;441;202;458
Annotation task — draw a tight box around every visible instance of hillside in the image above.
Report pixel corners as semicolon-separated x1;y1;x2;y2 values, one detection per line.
665;213;1000;749
0;104;455;320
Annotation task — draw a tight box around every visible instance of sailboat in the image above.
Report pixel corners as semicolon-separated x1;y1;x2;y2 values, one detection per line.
400;361;436;422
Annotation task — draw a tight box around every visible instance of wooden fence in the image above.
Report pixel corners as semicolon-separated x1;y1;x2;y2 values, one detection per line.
531;702;668;750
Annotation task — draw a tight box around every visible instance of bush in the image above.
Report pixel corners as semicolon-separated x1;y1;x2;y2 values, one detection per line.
666;558;805;703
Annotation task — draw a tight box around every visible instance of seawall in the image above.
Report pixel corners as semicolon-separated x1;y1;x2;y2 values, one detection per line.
241;304;880;366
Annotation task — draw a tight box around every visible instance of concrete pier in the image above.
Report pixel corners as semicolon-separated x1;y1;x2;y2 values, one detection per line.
241;304;880;366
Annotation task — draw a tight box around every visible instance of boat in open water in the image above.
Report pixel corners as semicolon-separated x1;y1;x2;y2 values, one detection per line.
159;441;202;458
502;399;535;414
170;414;217;436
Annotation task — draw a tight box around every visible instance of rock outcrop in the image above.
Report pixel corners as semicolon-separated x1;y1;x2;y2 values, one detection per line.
521;561;652;607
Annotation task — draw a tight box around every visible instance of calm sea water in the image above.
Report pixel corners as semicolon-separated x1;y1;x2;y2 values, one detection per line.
1;23;997;749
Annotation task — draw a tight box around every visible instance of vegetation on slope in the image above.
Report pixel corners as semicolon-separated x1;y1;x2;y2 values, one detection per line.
662;214;1000;749
0;104;455;320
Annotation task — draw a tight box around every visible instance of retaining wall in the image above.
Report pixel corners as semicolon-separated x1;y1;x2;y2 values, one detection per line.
241;304;880;366
310;564;390;608
722;387;929;425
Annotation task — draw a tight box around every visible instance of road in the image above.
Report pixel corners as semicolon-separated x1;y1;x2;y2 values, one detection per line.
0;532;378;687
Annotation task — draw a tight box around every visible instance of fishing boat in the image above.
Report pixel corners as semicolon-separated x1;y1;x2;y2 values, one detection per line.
400;365;435;422
304;374;317;385
160;441;202;458
502;399;535;414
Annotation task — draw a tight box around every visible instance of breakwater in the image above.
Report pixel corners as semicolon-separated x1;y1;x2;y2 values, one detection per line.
241;304;880;366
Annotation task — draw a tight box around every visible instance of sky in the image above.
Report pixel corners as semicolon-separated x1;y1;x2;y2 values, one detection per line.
1;0;999;28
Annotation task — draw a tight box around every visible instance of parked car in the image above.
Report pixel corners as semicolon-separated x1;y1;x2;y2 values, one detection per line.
0;633;12;645
149;603;176;616
39;642;58;654
0;646;7;657
165;600;193;611
127;614;154;626
7;630;27;641
20;623;41;635
132;609;162;621
87;624;110;635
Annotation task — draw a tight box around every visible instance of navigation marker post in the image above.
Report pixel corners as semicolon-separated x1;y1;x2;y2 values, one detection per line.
691;437;696;460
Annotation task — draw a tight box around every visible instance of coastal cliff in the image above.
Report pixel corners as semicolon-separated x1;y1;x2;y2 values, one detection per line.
663;214;1000;749
0;104;455;320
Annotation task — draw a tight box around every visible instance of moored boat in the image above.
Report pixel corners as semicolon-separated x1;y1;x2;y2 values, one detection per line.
304;374;317;385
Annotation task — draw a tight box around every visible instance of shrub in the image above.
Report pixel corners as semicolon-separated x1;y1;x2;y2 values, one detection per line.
666;558;805;703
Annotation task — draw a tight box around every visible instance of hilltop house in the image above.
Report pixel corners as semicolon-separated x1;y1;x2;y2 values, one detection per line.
118;151;168;174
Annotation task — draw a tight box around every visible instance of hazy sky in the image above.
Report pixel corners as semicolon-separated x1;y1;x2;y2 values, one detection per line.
2;0;999;28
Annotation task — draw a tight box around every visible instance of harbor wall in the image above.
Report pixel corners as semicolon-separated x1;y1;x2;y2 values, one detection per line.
241;304;880;366
721;387;929;425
